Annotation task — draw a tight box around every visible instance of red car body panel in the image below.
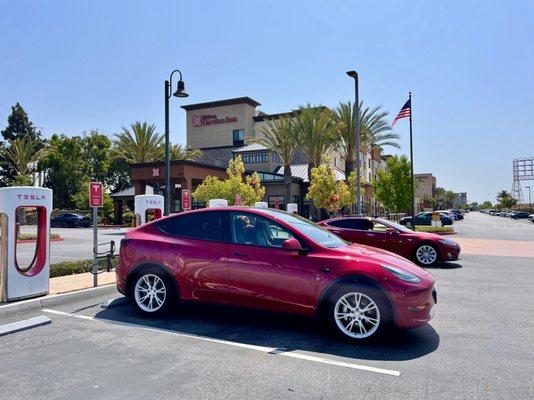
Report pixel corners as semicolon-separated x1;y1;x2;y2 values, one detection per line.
318;217;460;263
116;207;437;329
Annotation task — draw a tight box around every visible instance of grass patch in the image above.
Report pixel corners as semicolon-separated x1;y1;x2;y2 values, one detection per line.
415;226;454;233
18;232;61;240
50;258;118;278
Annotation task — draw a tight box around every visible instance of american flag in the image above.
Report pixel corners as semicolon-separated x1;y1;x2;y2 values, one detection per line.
392;98;411;126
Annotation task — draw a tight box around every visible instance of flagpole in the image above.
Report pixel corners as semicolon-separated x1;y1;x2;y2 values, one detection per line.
409;92;415;228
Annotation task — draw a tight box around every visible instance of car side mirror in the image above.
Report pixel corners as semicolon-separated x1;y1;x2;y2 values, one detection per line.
386;227;398;235
282;238;302;252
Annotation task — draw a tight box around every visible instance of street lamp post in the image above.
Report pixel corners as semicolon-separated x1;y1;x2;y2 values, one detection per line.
346;70;361;215
164;69;188;215
526;186;532;212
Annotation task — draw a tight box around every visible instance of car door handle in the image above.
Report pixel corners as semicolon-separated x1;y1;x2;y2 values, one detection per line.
320;266;331;273
366;233;374;236
331;230;341;234
233;252;248;257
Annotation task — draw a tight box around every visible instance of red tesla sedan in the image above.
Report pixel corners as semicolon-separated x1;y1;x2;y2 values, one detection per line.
116;207;436;341
318;216;461;266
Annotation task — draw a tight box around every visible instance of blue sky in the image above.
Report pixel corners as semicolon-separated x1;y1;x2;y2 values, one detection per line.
1;0;533;203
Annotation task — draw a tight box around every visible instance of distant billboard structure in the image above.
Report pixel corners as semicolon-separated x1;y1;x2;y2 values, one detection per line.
511;157;534;203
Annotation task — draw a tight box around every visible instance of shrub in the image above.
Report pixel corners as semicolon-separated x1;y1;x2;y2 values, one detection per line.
122;211;135;224
50;258;118;278
414;226;454;234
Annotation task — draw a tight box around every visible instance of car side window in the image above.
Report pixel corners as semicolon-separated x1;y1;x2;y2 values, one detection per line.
371;222;389;232
329;219;370;230
157;212;223;242
230;213;294;248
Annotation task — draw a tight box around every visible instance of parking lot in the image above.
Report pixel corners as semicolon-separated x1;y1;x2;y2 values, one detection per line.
2;212;534;399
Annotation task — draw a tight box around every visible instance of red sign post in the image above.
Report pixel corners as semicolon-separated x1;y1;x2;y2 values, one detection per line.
89;182;103;208
182;189;191;211
234;194;242;206
89;181;103;288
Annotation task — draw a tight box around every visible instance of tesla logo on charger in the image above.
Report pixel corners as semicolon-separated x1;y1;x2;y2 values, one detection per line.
16;194;47;200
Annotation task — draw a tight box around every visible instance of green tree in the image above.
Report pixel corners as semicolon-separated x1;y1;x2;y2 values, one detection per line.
166;144;202;161
481;201;493;209
113;122;163;164
0;137;44;184
252;117;298;209
82;130;112;184
306;163;353;217
1;103;43;185
496;190;517;209
335;101;400;180
41;134;87;209
71;181;113;220
373;155;414;214
193;156;265;206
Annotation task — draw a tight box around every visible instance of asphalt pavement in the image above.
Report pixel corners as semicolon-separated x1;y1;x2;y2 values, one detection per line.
1;213;533;399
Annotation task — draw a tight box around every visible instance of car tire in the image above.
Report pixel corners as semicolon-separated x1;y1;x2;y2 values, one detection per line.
327;284;391;342
131;267;176;315
414;243;439;266
406;220;414;229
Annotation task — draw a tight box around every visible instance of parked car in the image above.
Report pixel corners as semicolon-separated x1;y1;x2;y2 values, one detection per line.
529;214;534;223
399;212;453;228
450;210;464;220
318;216;461;266
116;207;437;341
50;213;92;228
511;211;531;219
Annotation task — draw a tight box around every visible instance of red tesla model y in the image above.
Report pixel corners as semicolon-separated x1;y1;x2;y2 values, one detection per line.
116;207;437;341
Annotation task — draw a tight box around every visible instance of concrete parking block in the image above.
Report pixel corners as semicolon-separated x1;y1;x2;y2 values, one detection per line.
0;315;51;337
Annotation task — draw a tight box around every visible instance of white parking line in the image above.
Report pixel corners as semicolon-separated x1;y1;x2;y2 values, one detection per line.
42;308;400;377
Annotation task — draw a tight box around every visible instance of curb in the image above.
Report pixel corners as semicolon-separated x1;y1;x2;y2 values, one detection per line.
0;284;118;318
17;237;64;244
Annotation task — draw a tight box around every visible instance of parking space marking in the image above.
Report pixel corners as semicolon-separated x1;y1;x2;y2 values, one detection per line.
0;315;51;337
42;308;400;376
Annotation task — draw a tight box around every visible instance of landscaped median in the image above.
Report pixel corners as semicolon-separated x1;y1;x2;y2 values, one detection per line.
51;257;118;278
414;226;455;235
17;232;63;243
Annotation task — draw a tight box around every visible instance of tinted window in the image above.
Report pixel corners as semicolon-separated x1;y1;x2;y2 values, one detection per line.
230;212;294;248
259;209;347;248
329;218;371;230
157;212;224;241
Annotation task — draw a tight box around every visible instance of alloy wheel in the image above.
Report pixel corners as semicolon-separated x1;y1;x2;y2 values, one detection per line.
334;292;381;339
416;245;438;265
134;274;167;312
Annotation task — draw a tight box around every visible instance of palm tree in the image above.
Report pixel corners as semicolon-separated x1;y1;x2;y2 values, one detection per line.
113;122;163;163
252;117;298;207
168;144;203;161
0;137;44;179
292;105;339;182
292;105;339;219
335;101;400;180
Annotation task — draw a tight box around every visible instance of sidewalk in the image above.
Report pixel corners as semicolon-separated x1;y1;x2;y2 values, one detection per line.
50;271;116;294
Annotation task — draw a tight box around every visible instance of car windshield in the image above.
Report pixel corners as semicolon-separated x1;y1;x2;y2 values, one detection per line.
376;218;413;233
258;209;347;248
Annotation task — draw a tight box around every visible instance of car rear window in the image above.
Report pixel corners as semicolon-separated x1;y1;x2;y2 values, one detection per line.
157;212;224;241
329;218;370;230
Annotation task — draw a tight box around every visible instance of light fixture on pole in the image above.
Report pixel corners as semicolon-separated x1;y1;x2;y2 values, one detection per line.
164;69;189;215
346;70;361;215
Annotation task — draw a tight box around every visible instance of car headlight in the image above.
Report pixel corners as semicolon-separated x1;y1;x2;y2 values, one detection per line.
381;264;422;283
439;239;458;247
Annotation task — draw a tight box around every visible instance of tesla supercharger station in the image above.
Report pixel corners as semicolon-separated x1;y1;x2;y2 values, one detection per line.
0;187;52;302
134;194;164;226
208;199;228;208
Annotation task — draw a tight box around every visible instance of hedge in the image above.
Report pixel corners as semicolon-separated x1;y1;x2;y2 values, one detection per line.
414;226;454;233
18;233;61;241
50;258;118;278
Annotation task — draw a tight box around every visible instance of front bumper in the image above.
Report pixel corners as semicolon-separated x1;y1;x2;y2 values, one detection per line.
440;244;461;261
389;280;437;329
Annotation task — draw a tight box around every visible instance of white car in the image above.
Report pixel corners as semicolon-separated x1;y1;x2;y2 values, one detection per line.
529;214;534;223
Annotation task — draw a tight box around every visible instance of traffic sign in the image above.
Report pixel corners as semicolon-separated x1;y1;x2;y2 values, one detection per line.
182;189;191;210
89;182;103;208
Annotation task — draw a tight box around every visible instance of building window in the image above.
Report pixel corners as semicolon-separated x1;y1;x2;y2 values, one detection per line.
233;129;244;147
242;151;268;164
